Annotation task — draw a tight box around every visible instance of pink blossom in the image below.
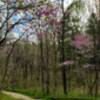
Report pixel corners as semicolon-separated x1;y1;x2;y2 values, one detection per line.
72;34;92;49
48;19;57;25
61;60;74;66
38;6;58;17
48;19;62;25
37;32;45;39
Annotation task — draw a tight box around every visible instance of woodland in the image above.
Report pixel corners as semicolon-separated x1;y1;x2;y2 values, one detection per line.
0;0;100;100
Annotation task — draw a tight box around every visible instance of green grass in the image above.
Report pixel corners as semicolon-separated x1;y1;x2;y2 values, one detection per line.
0;92;20;100
7;87;100;100
9;88;45;99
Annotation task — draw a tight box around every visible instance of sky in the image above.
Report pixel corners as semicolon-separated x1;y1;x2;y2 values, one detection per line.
0;0;97;43
51;0;73;8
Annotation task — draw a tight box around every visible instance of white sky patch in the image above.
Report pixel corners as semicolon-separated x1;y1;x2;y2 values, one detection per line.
64;0;73;9
0;1;4;5
51;0;73;9
51;0;96;12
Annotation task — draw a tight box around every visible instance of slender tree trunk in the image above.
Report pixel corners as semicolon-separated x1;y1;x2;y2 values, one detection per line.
88;37;98;96
53;33;58;94
93;34;98;96
45;33;50;94
40;38;45;93
61;0;67;94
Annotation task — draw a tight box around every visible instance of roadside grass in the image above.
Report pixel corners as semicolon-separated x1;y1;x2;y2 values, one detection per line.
6;87;100;100
0;92;21;100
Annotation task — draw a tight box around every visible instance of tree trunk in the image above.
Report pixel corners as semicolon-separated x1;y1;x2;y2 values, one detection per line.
60;0;67;94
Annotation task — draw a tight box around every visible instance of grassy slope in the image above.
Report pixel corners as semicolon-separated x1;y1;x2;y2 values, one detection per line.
0;92;20;100
8;88;100;100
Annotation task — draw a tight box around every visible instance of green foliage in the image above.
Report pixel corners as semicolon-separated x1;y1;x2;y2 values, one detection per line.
6;88;100;100
67;0;85;14
0;0;100;99
64;0;85;37
87;13;100;35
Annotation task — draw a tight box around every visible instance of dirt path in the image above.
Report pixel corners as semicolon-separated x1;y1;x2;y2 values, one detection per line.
2;91;38;100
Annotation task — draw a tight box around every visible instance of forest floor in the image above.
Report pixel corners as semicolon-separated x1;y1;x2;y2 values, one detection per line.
2;89;100;100
2;91;37;100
